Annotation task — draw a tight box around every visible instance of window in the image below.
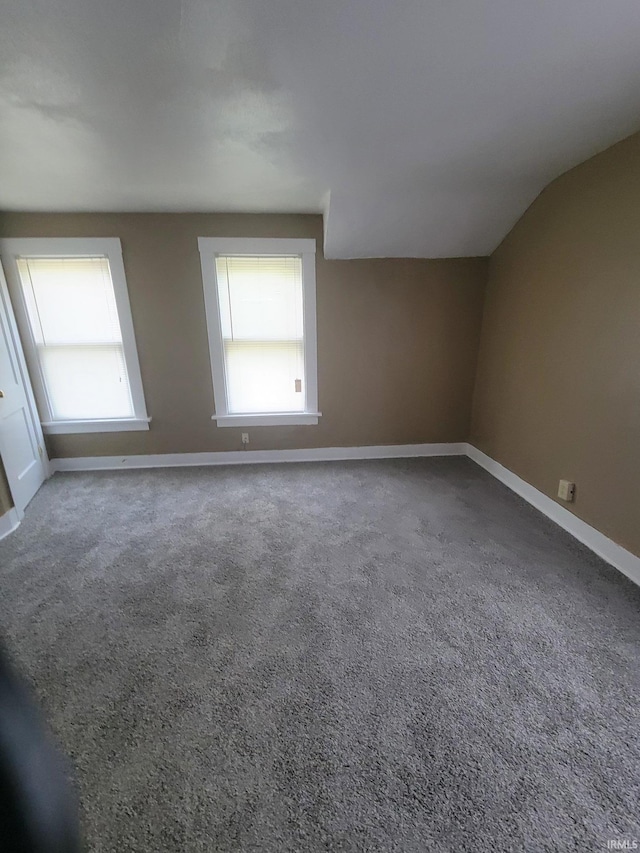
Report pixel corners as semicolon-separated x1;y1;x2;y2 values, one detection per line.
198;237;319;427
0;238;150;434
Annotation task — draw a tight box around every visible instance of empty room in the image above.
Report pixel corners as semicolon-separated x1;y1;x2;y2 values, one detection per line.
0;1;639;850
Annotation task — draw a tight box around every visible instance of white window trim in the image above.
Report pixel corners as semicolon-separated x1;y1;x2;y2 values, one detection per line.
0;237;150;434
198;237;320;428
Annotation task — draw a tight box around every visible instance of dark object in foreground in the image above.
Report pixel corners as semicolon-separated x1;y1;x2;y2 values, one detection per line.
0;644;80;852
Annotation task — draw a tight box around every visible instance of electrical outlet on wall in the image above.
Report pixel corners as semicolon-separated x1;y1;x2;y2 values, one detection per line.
241;433;249;445
558;480;575;502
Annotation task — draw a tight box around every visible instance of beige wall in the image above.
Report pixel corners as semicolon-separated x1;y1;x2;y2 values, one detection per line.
0;213;487;470
471;132;640;557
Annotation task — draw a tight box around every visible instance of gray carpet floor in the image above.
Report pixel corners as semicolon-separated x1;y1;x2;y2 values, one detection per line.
0;458;639;852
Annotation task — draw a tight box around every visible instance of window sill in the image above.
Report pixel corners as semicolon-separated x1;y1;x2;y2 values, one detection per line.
41;417;151;435
212;412;321;427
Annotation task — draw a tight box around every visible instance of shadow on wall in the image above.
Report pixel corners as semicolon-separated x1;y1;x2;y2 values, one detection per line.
0;462;12;516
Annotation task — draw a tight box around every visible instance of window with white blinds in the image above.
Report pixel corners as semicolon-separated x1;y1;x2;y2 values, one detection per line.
199;238;319;427
216;256;305;414
17;257;133;420
1;238;150;434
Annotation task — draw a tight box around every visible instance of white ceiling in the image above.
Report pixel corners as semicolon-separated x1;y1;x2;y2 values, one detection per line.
2;0;640;258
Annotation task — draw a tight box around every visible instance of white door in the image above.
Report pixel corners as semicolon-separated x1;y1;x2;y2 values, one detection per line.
0;262;48;516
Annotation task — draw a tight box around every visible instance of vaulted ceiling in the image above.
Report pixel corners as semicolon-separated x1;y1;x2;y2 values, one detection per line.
2;0;640;257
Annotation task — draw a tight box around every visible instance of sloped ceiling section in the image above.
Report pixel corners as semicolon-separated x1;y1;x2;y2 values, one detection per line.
1;0;640;258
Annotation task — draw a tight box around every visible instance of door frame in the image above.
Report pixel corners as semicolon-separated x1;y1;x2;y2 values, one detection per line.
0;261;50;518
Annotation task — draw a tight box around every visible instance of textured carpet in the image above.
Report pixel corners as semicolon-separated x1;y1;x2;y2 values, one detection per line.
0;458;639;852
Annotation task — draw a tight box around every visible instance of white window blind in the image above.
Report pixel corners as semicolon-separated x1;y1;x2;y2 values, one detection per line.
215;255;305;414
16;257;135;421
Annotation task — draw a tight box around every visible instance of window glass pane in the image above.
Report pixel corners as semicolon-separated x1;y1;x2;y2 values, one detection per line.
39;344;134;420
215;256;303;341
215;255;306;415
16;256;134;421
17;258;123;344
225;340;304;414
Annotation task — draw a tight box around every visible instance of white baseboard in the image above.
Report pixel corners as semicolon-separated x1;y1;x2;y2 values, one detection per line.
0;507;20;541
466;444;640;587
51;442;467;472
